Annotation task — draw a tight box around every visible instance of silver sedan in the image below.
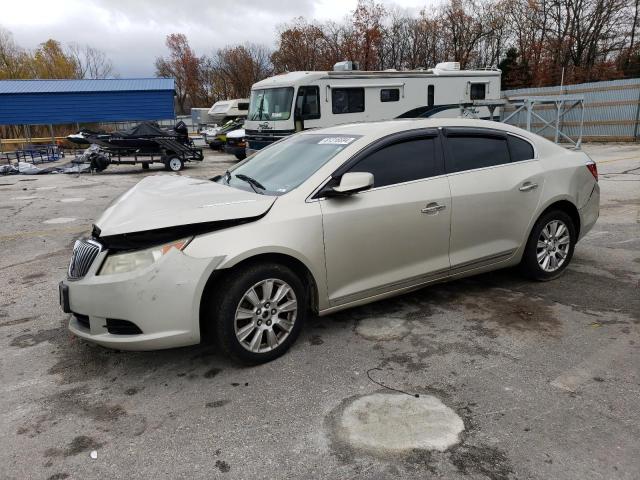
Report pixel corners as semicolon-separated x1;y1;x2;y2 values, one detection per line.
60;119;599;363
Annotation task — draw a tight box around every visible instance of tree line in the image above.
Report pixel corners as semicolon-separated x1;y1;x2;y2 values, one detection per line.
0;29;114;80
156;0;639;113
1;0;638;116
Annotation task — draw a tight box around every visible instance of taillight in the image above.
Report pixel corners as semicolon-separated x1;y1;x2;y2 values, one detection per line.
586;162;598;182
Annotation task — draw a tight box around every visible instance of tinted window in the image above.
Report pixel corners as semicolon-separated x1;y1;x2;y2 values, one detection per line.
428;85;434;107
348;138;438;187
446;135;510;173
470;83;486;100
332;88;365;114
380;88;399;102
508;135;534;161
237;102;249;110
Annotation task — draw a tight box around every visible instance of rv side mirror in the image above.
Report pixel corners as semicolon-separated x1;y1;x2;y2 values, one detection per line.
331;172;374;195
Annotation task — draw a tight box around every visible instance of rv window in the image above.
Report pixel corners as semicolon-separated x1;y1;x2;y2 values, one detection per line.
508;135;535;161
428;85;434;107
238;102;249;111
470;83;486;100
347;138;438;187
380;89;400;102
445;135;510;173
296;86;321;119
332;88;365;114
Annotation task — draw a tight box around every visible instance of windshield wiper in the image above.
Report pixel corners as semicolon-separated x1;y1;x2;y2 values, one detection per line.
235;174;265;194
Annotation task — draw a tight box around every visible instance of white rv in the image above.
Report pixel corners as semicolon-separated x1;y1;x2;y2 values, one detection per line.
208;98;249;124
245;62;501;154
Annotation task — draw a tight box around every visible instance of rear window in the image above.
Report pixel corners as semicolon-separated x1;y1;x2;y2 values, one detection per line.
446;135;510;173
380;88;400;102
508;135;534;161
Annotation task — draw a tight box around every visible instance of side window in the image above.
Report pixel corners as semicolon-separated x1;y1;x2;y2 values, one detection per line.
332;88;365;114
380;88;399;102
428;85;434;107
508;135;534;162
348;138;438;188
470;83;486;100
297;86;320;119
446;135;510;173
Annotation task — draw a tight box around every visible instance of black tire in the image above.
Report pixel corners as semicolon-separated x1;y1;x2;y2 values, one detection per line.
210;263;307;364
165;156;184;172
142;162;150;170
520;209;576;281
234;152;246;161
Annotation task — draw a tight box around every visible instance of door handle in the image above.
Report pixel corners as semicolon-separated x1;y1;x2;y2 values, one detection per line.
519;182;538;192
421;203;446;214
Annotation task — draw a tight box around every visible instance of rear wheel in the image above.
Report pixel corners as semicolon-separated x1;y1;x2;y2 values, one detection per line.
211;263;307;364
520;210;576;281
234;152;246;161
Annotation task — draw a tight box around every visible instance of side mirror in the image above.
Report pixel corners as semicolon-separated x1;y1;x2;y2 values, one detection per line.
331;172;374;195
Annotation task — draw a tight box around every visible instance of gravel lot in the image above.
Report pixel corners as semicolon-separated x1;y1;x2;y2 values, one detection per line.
1;144;638;480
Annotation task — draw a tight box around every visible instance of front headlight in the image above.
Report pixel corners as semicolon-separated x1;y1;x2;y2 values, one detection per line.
99;237;192;276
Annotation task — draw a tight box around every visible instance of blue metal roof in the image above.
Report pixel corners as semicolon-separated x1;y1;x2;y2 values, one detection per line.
0;78;174;94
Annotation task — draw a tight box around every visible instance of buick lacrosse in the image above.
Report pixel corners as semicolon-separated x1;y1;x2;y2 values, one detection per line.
59;119;599;363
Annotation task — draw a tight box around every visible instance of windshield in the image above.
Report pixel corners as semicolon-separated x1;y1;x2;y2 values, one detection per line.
218;134;361;195
249;87;294;121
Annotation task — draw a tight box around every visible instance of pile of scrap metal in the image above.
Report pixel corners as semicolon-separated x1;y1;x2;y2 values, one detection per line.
0;145;109;175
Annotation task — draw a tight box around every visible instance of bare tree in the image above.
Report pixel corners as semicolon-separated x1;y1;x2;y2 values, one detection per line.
68;43;114;79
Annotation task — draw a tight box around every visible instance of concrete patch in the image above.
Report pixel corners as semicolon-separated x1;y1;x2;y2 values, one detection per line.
338;393;464;454
60;197;86;203
356;317;410;341
43;217;77;224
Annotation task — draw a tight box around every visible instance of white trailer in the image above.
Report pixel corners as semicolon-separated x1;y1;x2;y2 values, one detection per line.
208;98;249;124
245;62;501;154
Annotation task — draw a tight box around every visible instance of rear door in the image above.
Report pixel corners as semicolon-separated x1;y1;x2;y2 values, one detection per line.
319;131;451;306
443;128;544;270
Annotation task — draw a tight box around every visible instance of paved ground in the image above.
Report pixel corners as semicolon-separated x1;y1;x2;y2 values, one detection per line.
0;144;638;480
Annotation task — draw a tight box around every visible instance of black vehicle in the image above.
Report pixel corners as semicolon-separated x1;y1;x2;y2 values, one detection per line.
87;121;190;154
83;121;203;172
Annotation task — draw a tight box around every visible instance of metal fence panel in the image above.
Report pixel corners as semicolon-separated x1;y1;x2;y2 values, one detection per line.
502;78;640;142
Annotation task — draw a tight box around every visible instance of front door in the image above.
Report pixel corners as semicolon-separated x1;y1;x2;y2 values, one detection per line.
320;134;451;306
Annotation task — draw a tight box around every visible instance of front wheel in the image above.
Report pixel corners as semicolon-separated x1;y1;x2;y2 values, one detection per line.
520;210;576;281
211;263;307;364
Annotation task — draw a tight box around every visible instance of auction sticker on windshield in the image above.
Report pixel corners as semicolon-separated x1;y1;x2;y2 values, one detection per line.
318;137;356;145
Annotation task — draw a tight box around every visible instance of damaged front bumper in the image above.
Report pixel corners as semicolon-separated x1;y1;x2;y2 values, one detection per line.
60;246;221;351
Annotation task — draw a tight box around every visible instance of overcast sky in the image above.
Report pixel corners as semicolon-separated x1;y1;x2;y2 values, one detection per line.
2;0;433;77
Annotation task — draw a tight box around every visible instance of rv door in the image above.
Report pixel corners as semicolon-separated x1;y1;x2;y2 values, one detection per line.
294;86;321;131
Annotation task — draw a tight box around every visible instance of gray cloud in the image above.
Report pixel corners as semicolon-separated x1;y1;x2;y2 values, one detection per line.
4;0;430;76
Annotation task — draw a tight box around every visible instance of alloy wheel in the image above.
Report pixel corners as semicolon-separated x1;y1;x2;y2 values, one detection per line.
536;220;571;272
234;279;298;353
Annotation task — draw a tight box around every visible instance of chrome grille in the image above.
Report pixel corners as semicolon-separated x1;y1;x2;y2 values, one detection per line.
68;239;102;280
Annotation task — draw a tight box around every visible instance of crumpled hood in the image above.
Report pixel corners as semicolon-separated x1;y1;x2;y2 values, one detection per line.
95;175;275;237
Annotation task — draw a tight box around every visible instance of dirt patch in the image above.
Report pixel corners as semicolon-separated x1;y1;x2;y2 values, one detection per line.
449;444;514;480
204;368;222;378
10;328;61;348
215;460;231;473
22;272;46;281
206;400;231;408
0;316;37;328
44;435;103;458
309;334;324;345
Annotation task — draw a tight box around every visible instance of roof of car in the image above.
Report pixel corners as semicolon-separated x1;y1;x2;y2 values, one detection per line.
301;118;528;137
